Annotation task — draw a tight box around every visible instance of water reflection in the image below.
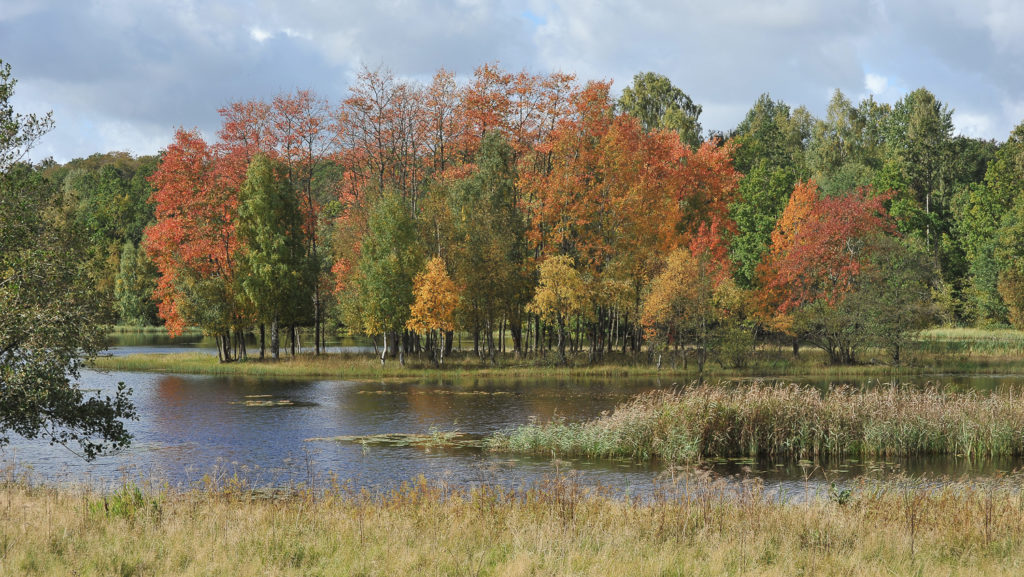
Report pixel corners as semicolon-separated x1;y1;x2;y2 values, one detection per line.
103;331;375;356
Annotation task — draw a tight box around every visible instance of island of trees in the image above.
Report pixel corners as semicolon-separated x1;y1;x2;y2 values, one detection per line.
15;63;1024;370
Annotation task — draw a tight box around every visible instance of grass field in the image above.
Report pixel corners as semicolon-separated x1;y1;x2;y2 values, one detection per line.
3;471;1024;576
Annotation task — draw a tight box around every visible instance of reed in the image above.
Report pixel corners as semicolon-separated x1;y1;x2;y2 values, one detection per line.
2;472;1024;576
488;382;1024;462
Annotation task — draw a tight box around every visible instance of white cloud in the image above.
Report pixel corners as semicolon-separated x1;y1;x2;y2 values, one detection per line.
954;111;994;138
865;73;888;95
3;0;1024;161
249;27;271;43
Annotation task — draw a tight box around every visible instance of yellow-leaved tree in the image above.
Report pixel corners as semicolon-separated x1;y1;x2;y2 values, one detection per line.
641;247;741;373
527;255;589;364
407;257;460;365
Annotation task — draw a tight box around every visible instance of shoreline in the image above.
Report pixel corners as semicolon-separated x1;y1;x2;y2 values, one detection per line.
88;349;1024;382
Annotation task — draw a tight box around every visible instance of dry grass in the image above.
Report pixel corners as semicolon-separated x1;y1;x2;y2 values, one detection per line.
489;382;1024;463
2;471;1024;576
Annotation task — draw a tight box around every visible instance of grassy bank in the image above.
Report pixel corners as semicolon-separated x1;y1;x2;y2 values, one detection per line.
3;473;1024;576
106;325;203;335
88;345;1024;381
487;383;1024;463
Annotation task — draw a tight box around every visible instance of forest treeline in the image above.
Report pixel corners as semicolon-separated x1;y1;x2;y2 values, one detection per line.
31;65;1024;366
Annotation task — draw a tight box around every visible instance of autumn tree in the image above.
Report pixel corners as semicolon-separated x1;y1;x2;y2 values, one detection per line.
760;183;896;364
407;257;459;365
144;129;243;360
641;247;736;373
527;256;588;363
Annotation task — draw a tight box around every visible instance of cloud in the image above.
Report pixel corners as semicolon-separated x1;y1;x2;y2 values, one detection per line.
865;74;888;95
1;0;1022;161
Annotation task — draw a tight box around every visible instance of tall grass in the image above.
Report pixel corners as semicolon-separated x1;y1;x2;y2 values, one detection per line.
3;472;1024;576
488;382;1024;463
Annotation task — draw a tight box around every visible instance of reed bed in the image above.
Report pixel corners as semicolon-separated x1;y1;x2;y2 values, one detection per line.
488;382;1024;463
3;471;1024;576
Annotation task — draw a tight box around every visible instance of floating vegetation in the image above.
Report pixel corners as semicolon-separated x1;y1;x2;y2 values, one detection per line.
305;432;484;449
230;397;315;407
357;389;514;396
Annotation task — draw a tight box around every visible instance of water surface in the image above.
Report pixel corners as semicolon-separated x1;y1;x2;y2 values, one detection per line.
5;364;1023;496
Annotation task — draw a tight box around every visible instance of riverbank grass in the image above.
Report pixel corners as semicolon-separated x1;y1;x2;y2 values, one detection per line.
487;383;1024;463
3;473;1024;576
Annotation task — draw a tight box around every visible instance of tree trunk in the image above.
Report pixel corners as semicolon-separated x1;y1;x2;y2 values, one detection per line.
380;332;388;366
313;287;321;356
556;314;567;364
238;329;247;361
271;318;280;360
259;324;266;360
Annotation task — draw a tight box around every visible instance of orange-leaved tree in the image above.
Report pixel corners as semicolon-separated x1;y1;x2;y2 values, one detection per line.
144;128;244;361
759;183;895;363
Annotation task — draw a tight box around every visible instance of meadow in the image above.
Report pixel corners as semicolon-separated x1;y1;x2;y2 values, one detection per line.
3;469;1024;576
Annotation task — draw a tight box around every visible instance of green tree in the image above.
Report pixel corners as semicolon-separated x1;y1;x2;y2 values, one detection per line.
730;93;811;176
0;60;134;458
236;155;310;359
357;190;423;365
114;241;158;326
618;72;702;147
448;132;531;358
857;236;937;364
729;160;795;288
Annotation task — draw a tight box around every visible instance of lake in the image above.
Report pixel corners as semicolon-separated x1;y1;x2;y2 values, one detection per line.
4;334;1024;495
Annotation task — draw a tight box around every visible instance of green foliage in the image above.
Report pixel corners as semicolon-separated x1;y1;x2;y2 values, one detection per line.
952;181;1014;324
56;153;158;324
0;60;135;459
806;91;889;186
729;160;795;287
357;190;423;335
89;483;160;520
447;132;530;353
990;123;1024;329
236;155;311;328
618;71;702;147
114;241;158;326
0;60;53;172
731;93;811;176
856;236;938;364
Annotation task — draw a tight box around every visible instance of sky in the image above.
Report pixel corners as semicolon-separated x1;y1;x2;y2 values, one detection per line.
2;0;1023;163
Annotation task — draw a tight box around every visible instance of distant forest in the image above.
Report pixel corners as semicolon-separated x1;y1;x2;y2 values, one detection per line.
29;65;1024;366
